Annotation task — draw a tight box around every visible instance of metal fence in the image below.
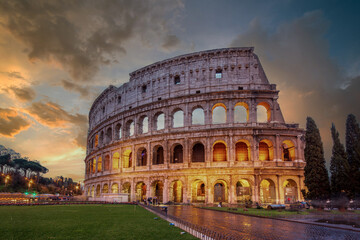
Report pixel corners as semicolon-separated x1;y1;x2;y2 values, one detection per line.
143;204;241;240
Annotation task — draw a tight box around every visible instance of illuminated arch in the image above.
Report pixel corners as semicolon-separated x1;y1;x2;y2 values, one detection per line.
102;184;109;193
234;102;249;123
96;185;101;197
236;179;252;203
191;179;205;202
169;180;183;203
260;179;276;204
97;157;102;172
283;179;298;203
111;183;119;193
135;182;146;201
259;139;274;161
212;141;227;162
235;140;250;161
123;149;132;168
126;120;135;137
212;103;227;124
257;102;271;123
151;180;164;202
112;152;120;169
282;140;295;161
139;115;148;134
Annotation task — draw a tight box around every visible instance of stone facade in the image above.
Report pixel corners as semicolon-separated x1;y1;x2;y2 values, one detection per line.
84;47;305;205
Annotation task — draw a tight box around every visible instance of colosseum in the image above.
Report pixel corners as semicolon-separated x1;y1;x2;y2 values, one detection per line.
84;47;306;205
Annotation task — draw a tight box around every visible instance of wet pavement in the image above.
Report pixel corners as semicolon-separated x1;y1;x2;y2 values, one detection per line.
168;206;360;240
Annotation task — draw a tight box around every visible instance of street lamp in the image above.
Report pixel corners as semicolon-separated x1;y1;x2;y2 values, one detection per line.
28;179;33;191
5;175;10;186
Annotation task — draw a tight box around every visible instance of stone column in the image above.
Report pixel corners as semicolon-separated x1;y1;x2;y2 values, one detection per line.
147;142;151;170
206;176;212;204
297;135;302;161
275;134;281;161
276;175;280;204
229;175;235;204
131;178;135;202
163;177;169;203
146;178;151;199
183;177;188;203
253;174;259;203
132;145;135;171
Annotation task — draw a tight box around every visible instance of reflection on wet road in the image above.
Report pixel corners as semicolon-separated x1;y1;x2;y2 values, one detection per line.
168;206;360;240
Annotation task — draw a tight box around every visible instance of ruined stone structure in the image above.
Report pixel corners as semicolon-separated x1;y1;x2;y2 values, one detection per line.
84;47;306;205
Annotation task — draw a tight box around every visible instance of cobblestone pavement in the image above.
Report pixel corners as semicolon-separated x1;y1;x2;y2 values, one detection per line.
168;206;360;240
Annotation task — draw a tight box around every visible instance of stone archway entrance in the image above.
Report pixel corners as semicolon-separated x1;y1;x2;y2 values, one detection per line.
136;182;146;201
214;183;225;202
170;180;183;203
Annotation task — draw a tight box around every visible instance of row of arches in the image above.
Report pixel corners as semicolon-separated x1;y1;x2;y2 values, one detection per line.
87;178;299;204
90;101;272;149
86;139;296;173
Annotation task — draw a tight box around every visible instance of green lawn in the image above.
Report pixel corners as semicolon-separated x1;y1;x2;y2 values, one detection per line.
201;206;310;218
0;205;197;240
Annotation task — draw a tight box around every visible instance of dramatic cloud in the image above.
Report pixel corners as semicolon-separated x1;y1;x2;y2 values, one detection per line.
162;34;181;51
0;71;25;80
0;108;31;137
0;0;183;82
60;80;95;99
6;86;36;102
230;10;360;158
25;101;88;147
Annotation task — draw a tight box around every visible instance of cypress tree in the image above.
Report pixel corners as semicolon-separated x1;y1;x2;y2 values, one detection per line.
330;124;350;197
345;114;360;197
304;117;330;200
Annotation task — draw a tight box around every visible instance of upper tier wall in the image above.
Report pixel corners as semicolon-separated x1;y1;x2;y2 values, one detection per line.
89;48;277;130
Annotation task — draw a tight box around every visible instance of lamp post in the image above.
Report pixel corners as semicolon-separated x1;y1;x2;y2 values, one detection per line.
5;175;10;187
28;179;33;191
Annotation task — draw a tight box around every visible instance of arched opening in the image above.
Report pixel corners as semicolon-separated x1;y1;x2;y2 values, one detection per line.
137;148;147;166
260;179;276;204
192;108;205;125
122;182;131;194
106;128;112;144
123;150;132;168
140;116;148;134
212;103;226;124
96;185;101;197
97;157;102;172
214;180;228;203
151;181;164;202
112;152;120;170
136;182;146;201
236;179;252;203
127;120;135;137
259;140;274;161
257;102;271;123
92;159;96;173
104;155;110;171
235;141;250;161
122;182;131;202
172;144;183;163
153;145;164;165
213;142;227;162
191;180;205;202
102;184;109;193
234;102;249;123
111;183;119;193
169;180;183;203
94;134;99;147
192;143;205;162
283;179;298;203
173;110;184;128
115;124;122;140
282;140;295;161
156;113;165;130
91;186;95;197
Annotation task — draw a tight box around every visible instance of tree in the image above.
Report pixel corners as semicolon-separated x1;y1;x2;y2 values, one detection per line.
0;154;11;173
304;117;330;200
330;124;350;197
345;114;360;197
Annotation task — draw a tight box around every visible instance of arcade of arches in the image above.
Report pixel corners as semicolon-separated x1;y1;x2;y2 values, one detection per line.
86;176;303;204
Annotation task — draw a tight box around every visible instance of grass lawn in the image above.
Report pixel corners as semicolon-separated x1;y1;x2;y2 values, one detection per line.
0;205;197;240
201;207;310;218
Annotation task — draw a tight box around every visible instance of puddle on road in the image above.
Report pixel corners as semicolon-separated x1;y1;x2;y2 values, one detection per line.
315;219;360;228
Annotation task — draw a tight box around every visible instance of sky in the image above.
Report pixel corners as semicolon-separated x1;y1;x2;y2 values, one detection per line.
0;0;359;181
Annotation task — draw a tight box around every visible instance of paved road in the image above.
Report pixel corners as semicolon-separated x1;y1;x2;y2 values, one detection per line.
168;206;360;240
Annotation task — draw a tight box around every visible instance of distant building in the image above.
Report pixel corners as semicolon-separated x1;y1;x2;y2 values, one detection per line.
84;48;305;204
